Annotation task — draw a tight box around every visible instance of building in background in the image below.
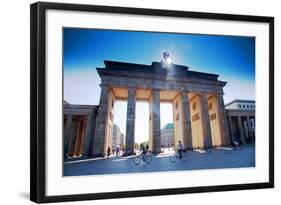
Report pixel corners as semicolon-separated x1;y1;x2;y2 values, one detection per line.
161;123;174;148
225;99;255;110
63;104;98;158
112;124;124;151
225;99;255;145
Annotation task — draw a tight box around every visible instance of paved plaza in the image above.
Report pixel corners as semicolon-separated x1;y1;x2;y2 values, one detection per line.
64;145;255;176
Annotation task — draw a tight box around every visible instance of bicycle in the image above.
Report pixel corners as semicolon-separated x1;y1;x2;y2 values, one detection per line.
133;152;152;165
169;150;187;162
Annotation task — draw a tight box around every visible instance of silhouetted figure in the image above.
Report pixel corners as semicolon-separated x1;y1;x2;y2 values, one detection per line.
140;144;147;158
177;140;184;159
146;144;149;152
115;146;120;157
107;147;111;158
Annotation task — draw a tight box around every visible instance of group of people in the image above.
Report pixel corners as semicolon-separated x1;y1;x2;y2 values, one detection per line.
106;146;122;157
106;141;186;158
106;139;217;159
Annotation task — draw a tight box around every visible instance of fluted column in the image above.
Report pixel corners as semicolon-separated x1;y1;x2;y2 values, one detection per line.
217;93;231;146
82;115;93;156
246;116;254;143
93;85;110;157
64;115;73;156
200;93;213;147
237;116;246;144
181;91;193;150
151;89;161;153
125;87;136;155
228;116;235;144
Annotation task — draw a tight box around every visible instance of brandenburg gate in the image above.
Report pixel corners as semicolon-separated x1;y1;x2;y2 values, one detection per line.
92;58;231;157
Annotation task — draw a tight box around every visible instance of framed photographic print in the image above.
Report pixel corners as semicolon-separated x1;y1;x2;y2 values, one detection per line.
30;2;274;203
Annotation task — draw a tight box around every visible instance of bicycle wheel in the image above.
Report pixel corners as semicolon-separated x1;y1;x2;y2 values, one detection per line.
144;155;152;164
169;154;177;163
134;156;141;165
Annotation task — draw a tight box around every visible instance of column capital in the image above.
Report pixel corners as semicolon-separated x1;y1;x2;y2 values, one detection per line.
216;89;225;96
180;89;190;94
179;86;190;92
99;84;111;92
66;114;73;118
127;86;137;92
99;83;110;88
199;91;209;96
200;92;209;100
152;88;160;93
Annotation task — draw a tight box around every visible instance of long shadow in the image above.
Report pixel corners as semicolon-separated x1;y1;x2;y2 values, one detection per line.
18;192;29;200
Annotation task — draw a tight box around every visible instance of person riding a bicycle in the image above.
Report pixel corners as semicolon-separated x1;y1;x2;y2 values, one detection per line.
140;144;147;158
134;144;152;165
177;140;184;159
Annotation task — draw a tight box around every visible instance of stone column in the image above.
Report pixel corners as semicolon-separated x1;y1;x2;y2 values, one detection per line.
246;116;254;143
73;120;82;157
200;93;213;147
228;116;235;144
237;116;246;144
151;89;161;153
64;115;73;156
243;120;249;141
93;85;110;157
125;87;136;155
88;109;97;157
82;115;93;156
181;91;193;150
68;120;78;156
217;93;231;146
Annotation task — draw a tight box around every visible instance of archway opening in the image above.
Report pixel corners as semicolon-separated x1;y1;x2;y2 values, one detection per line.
112;100;127;156
160;102;174;153
135;102;149;153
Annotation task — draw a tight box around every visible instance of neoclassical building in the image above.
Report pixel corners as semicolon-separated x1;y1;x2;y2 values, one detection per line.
64;59;235;158
63;104;98;158
226;99;255;144
161;123;174;148
112;124;124;151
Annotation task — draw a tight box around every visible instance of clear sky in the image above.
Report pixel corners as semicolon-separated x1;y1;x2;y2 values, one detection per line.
64;28;255;143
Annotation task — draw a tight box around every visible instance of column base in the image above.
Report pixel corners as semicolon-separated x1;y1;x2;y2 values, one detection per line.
90;153;105;158
122;152;136;156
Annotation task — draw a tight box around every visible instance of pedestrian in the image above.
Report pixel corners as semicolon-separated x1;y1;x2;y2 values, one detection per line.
203;138;211;153
107;146;111;158
177;140;184;159
116;146;120;157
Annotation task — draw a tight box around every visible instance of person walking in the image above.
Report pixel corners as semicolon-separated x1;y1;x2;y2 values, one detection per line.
107;146;111;158
115;146;120;157
177;140;184;159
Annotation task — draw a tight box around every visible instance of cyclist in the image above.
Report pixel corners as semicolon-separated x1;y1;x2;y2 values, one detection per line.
140;144;147;159
177;140;184;159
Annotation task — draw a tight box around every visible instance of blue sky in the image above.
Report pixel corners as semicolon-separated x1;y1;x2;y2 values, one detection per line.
64;28;255;143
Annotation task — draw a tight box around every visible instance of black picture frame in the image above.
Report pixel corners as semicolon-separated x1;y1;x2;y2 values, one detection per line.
30;1;274;203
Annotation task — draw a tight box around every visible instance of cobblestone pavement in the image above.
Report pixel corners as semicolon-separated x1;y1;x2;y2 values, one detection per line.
64;145;255;176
